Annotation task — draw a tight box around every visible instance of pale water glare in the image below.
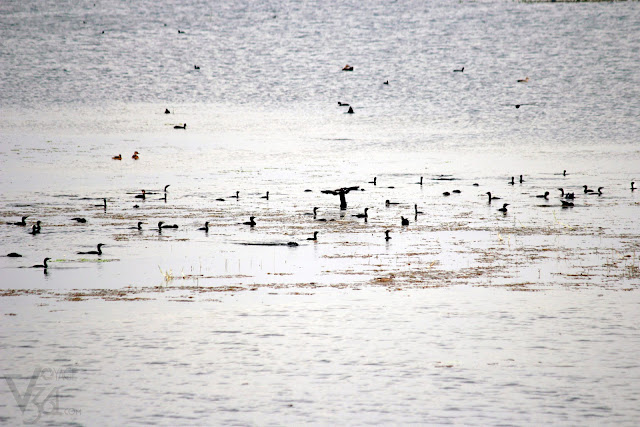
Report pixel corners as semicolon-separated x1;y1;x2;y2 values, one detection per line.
1;0;640;425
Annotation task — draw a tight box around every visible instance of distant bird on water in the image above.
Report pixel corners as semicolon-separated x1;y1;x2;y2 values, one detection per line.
78;243;105;255
158;221;178;230
338;102;350;107
194;65;200;70
347;107;354;114
135;190;146;200
32;258;51;269
536;191;549;200
353;208;369;219
132;151;139;160
369;177;377;186
165;108;171;114
307;231;319;241
174;123;186;129
454;66;464;72
7;252;22;257
112;154;122;160
243;216;256;226
519;175;524;184
385;200;399;206
261;192;269;200
383;80;389;85
517;77;529;83
198;221;210;232
8;216;28;226
498;203;509;213
632;182;636;191
384;230;392;241
71;217;87;223
416;177;423;185
401;216;409;226
342;64;353;71
508;177;515;185
414;204;423;215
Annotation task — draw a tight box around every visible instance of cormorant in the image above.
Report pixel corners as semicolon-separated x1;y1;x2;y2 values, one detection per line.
517;77;529;83
261;192;269;200
7;253;22;257
198;221;210;232
243;216;256;226
32;258;51;268
486;192;501;202
112;154;122;160
508;177;515;185
135;189;146;199
353;208;369;219
385;200;399;206
9;216;28;226
132;151;139;160
498;203;509;213
307;231;319;241
78;243;105;255
536;191;549;199
368;177;377;185
174;123;187;129
401;216;409;226
454;66;464;72
384;230;391;240
71;217;87;223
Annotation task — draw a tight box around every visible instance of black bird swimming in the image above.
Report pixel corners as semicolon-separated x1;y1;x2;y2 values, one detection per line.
78;243;105;255
165;108;170;114
414;204;424;215
71;217;87;223
230;191;240;199
368;177;377;185
583;185;595;194
307;231;319;241
536;191;549;200
486;192;501;202
7;253;22;257
353;208;369;219
347;107;354;114
174;123;187;129
452;189;461;194
498;203;510;213
519;175;524;184
95;198;107;209
631;182;636;191
194;65;200;69
9;216;29;226
384;230;392;241
32;258;51;268
338;102;350;106
135;190;146;199
35;220;42;232
158;221;178;230
508;177;515;185
401;216;409;226
442;191;450;196
198;221;210;232
29;224;39;235
243;216;256;226
454;66;464;72
416;177;423;185
563;170;567;176
216;198;225;202
561;200;574;208
589;187;604;195
383;80;389;85
515;104;521;109
133;221;144;230
385;200;399;206
178;30;185;34
164;184;170;192
261;192;269;200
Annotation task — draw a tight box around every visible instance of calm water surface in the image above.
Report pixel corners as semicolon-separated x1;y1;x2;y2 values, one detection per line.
1;0;639;424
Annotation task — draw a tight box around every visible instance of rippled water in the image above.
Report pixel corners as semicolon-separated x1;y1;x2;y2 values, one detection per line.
1;0;640;424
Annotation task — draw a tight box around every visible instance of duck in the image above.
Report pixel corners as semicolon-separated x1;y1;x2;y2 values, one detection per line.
385;200;399;206
306;231;319;241
517;77;529;83
486;192;501;202
77;243;105;255
71;217;87;223
536;191;550;200
453;66;464;72
353;208;369;219
112;154;122;160
132;151;139;160
198;221;210;232
243;216;256;226
498;203;509;213
261;192;269;200
384;230;392;241
32;258;51;268
135;189;146;199
8;216;29;226
401;216;409;226
174;123;187;129
342;64;353;71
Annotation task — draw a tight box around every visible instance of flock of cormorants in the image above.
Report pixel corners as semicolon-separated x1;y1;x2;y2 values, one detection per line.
4;171;636;272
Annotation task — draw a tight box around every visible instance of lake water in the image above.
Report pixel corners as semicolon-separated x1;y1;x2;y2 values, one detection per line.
1;0;639;425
